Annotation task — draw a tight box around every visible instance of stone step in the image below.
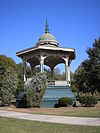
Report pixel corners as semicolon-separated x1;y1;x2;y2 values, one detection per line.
41;85;76;108
47;85;71;89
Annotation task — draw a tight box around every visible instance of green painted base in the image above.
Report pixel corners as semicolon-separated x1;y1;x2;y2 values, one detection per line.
41;85;76;108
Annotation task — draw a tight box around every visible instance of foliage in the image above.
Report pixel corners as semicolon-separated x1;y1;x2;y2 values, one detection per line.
34;67;65;80
79;95;97;107
73;66;89;97
59;97;73;106
44;68;51;80
55;97;72;107
24;72;46;107
0;55;17;96
54;68;65;80
16;63;32;94
73;37;100;96
0;55;17;72
1;67;18;105
84;38;100;93
71;72;78;93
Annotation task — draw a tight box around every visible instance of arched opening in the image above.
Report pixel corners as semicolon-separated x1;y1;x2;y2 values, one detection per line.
26;62;32;79
34;65;40;73
44;55;65;83
44;55;65;69
44;65;51;80
28;56;40;74
54;63;65;81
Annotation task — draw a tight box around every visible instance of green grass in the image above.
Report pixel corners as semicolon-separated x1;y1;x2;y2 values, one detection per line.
31;108;100;118
27;106;100;118
0;117;100;133
62;107;100;118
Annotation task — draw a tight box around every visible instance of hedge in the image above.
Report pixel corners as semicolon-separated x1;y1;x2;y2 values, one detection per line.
55;97;73;107
79;95;97;107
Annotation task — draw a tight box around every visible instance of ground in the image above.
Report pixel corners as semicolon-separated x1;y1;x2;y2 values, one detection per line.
0;102;100;133
0;102;100;118
0;117;100;133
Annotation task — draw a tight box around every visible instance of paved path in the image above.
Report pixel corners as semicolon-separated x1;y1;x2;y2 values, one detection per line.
0;110;100;126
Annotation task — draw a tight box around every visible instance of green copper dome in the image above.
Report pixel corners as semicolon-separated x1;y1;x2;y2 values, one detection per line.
36;19;59;47
38;33;56;42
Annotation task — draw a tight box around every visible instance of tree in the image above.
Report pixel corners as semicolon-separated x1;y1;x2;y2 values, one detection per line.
1;67;18;105
17;63;32;94
85;38;100;93
0;55;17;83
73;66;88;97
73;37;100;96
53;68;65;80
71;72;77;93
44;68;51;80
23;72;46;107
0;55;17;97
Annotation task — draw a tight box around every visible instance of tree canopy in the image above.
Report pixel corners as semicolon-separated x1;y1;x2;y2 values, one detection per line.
0;55;17;98
73;37;100;96
1;67;18;105
0;55;17;85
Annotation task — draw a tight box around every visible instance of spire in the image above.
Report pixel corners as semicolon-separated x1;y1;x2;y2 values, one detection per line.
45;19;49;33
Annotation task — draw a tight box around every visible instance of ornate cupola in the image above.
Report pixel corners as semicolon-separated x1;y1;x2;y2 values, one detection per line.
36;19;59;47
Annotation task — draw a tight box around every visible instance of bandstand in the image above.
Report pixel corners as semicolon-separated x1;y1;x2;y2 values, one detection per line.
16;20;76;107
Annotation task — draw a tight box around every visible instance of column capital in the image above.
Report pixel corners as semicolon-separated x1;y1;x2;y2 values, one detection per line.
39;55;46;62
64;58;68;65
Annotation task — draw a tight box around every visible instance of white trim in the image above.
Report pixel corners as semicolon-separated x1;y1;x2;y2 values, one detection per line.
16;45;75;56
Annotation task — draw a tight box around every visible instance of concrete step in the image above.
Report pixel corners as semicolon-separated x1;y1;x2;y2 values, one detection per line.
47;85;71;89
41;85;76;108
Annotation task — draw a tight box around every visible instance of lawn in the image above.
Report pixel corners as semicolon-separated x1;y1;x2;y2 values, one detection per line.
62;107;100;118
2;102;100;118
0;117;100;133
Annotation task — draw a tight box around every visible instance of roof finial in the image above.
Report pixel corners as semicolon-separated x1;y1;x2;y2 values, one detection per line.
45;18;49;33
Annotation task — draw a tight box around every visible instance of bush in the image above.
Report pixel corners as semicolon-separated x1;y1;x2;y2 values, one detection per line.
1;67;18;106
24;72;46;107
79;95;97;107
57;97;73;107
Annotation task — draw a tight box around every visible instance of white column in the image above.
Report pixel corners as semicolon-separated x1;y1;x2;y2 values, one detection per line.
68;65;71;82
65;58;69;86
22;59;26;83
40;56;44;73
51;67;54;80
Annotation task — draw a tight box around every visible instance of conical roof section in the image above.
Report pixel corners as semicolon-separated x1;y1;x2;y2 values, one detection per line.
36;19;59;47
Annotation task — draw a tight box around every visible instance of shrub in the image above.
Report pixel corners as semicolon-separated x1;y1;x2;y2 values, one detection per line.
24;72;46;107
79;95;97;107
1;67;18;106
58;97;73;107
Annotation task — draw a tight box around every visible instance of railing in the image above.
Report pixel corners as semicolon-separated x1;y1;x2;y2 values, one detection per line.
47;80;55;85
47;80;67;86
26;78;69;86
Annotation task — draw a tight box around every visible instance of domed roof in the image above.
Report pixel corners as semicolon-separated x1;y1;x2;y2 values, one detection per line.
38;33;56;42
36;19;59;47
